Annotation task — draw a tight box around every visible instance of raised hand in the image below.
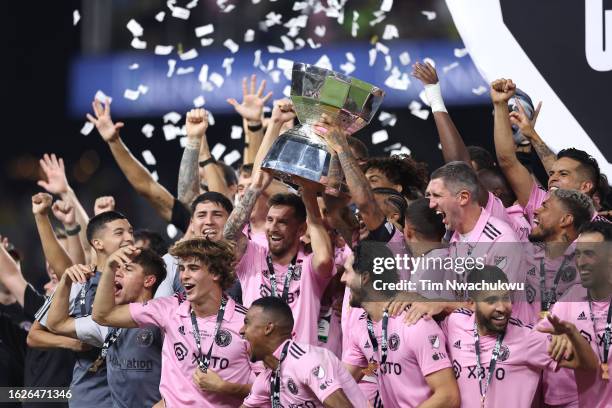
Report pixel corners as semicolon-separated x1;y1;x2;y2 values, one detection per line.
38;153;69;195
490;78;517;104
312;113;349;154
270;99;296;125
509;99;543;139
106;245;141;270
52;200;76;227
411;61;439;85
86;98;124;142
185;108;209;139
537;314;575;336
94;196;115;215
32;192;53;215
226;74;273;122
63;264;96;284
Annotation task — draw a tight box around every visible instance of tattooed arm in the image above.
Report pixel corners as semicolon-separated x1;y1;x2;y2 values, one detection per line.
509;102;555;173
177;112;203;205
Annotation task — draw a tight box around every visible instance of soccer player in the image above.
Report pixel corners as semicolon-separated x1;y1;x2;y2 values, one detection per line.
47;248;166;408
240;296;367;408
342;240;461;408
92;238;254;408
541;221;612;407
441;265;598;408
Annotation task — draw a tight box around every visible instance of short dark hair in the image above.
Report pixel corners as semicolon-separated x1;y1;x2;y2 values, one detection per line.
430;161;479;201
133;248;167;294
134;229;168;257
405;198;445;241
557;148;600;193
86;211;129;244
251;296;294;332
191;192;233;215
550;189;595;231
467;265;508;300
362;155;429;197
373;187;407;228
352;240;398;299
268;193;306;224
219;162;238;186
239;163;254;178
467;146;496;170
579;221;612;241
347;136;369;160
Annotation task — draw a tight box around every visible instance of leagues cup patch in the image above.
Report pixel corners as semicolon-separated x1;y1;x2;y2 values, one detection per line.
428;335;440;349
388;333;400;351
498;344;510;361
286;377;299;395
312;366;325;379
215;329;232;347
136;328;154;347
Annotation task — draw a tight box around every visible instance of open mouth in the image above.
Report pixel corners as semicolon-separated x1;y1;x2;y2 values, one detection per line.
533;217;540;226
114;281;123;296
203;228;217;237
435;210;448;225
491;314;507;324
548;185;559;191
269;234;282;243
183;283;195;294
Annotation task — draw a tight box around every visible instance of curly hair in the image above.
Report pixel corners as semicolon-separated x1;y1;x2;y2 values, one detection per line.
362;154;429;198
169;238;236;291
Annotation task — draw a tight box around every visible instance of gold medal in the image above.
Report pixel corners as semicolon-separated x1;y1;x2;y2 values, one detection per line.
602;363;609;381
88;356;105;373
362;360;379;376
540;310;549;320
480;395;486;408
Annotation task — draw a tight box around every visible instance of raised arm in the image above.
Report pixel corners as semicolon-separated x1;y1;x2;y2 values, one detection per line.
491;79;535;207
0;236;27;306
46;265;91;338
87;98;175;222
91;246;139;328
300;184;333;279
192;109;230;199
32;193;73;279
52;200;86;265
508;100;553;172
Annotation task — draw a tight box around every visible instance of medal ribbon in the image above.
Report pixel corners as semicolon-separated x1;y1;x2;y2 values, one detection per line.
271;340;291;408
190;296;227;372
266;254;298;302
473;322;505;406
366;309;389;368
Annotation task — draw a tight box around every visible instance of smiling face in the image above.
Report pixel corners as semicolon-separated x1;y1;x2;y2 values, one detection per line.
474;291;512;335
425;178;462;230
340;254;366;308
547;157;591;193
190;201;229;241
575;232;609;289
178;257;220;303
265;205;305;257
239;306;268;363
92;219;135;255
529;196;566;242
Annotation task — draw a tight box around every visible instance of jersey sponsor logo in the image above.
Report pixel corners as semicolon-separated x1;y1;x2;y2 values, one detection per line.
215;329;232;347
174;342;188;361
452;359;462;378
467;364;506;381
498;344;510;361
286;377;299;395
577;311;587;321
432;352;447;361
453;340;461;349
108;355;154;371
388;333;400;351
379;361;402;376
597;333;607;347
259;283;300;304
561;266;577;282
526;283;536;304
429;335;440;349
190;353;230;369
135;328;155;347
312;366;326;379
319;379;333;390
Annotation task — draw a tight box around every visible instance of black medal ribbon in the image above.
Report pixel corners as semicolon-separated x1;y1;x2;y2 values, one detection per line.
266;253;298;302
190;296;227;372
539;257;569;313
587;295;612;370
271;340;291;408
366;308;389;368
473;322;505;406
88;328;122;373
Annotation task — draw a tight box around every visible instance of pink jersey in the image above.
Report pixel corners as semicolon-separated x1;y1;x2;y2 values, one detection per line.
243;340;367;407
540;285;612;408
129;296;253;408
242;223;268;248
236;240;334;344
486;192;531;242
440;308;555;408
506;203;532;241
525;183;549;227
343;310;452;407
410;247;457;300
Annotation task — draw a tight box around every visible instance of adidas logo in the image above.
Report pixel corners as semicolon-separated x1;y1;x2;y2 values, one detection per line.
364;340;371;349
453;340;461;349
577;311;587;321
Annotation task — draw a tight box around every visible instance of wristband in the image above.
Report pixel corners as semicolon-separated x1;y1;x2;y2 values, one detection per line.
424;83;448;113
65;224;81;236
198;157;216;168
247;122;263;132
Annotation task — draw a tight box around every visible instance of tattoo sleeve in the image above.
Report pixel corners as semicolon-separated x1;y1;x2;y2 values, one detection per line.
223;187;262;258
177;140;201;206
530;135;557;173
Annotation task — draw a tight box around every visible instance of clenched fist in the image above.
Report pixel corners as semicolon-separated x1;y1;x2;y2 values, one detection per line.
32;193;53;215
490;78;517;104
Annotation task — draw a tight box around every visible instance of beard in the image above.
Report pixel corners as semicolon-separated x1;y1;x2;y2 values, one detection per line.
475;307;508;335
528;226;554;243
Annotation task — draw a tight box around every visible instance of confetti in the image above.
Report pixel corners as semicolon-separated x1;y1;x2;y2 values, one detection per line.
73;10;80;26
399;51;411;66
390;146;411;156
151;171;159;182
253;50;262;67
421;10;437;20
409;101;422;111
294;38;305;49
155;12;166;22
277;58;293;79
172;6;190;20
369;49;377;66
95;90;112;103
198;64;209;83
340;61;355;75
442;62;459;74
351;11;359;37
376;42;390;55
346;52;356;64
222;57;234;76
211;143;227;160
80;122;94;136
411;109;430;120
315;25;326;37
138;84;149;95
269;70;281;83
384;143;402;152
423;57;436;68
244;29;255;42
180;48;198;60
164;112;181;124
128;63;139;70
265;12;282;27
314;54;333;70
384;56;392;71
142;150;157;165
166;224;178;239
141;124;155;138
131;38;147;49
176;67;194;75
127;19;144;37
163;124;180;141
378;111;397;127
155;45;173;55
268;46;285;54
281;36;294;51
186;0;199;8
419;89;430;106
195;24;214;37
200;38;214;47
231;126;243;139
179;137;188;148
381;0;393;12
209;72;224;88
372;129;389;145
166;59;176;77
283;85;291;97
207;112;215;126
307;38;321;49
369;10;387;26
222;4;235;13
385;69;410;90
472;86;488;95
382;24;399;40
223;150;241;165
454;48;469;58
293;1;308;11
224;39;239;53
193;95;205;107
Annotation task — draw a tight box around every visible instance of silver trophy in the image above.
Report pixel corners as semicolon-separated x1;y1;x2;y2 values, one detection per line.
261;62;385;195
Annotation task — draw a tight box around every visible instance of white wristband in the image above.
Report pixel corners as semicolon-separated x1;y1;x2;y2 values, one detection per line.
424;83;447;113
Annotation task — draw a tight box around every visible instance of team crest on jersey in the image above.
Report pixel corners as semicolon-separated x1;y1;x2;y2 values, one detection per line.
286;378;299;395
292;264;302;280
215;329;232;347
312;366;326;379
561;266;577;282
494;256;507;270
174;342;188;361
527;267;536;277
498;344;510;361
526;283;536;304
428;335;440;349
388;333;400;351
136;328;154;347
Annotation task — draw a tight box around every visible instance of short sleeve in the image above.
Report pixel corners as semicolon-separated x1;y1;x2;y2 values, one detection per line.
74;316;109;348
410;319;452;377
524;329;556;370
304;351;345;402
129;296;174;330
241;370;272;407
23;284;45;320
342;331;368;368
235;240;261;281
171;198;191;233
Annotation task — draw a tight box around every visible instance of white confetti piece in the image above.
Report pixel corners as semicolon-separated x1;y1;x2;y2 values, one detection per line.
164;112;181;124
283;85;291;97
128;63;139;70
442;62;459;74
221;4;235;13
369;48;377;66
95;90;112;103
198;64;209;84
141;124;154;138
155;45;173;55
437;143;442;150
411;109;430;120
269;70;281;83
166;59;176;77
382;24;399;40
163;124;180;141
123;89;140;101
268;46;285;54
179;137;188;148
409;101;422;111
315;25;326;37
351;21;359;37
385;69;410;90
151;171;159;182
80;122;94;135
384;56;392;71
180;48;198;60
314;54;332;70
253;50;262;67
186;0;199;9
307;38;321;49
369;10;387;26
138;84;149;95
200;38;214;47
207;112;215;126
346;52;355;64
231;126;243;139
372;129;389;145
244;29;255;42
454;48;469;58
211;143;226;160
421;10;437;20
193;95;205;107
376;42;389;55
293;1;308;11
294;38;305;49
281;36;294;51
340;61;355;75
131;38;147;49
378;111;397;127
472;86;488;96
176;67;194;75
265;12;282;27
142;150;157;165
195;24;214;37
166;224;178;239
277;58;293;79
390;146;411;156
73;10;80;26
127;19;144;37
222;57;234;76
155;11;166;22
384;143;402;151
172;6;190;19
399;51;411;66
224;39;239;53
223;150;241;165
209;72;224;88
423;57;436;68
381;0;393;12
